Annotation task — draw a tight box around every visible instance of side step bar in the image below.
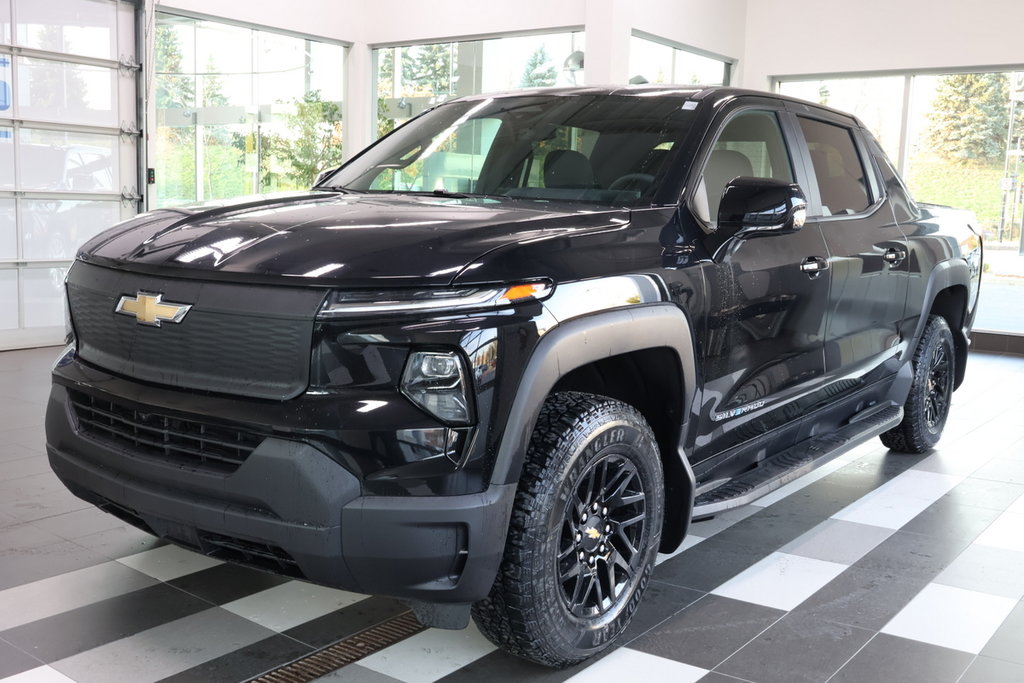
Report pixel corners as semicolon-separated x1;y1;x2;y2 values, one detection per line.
691;404;903;519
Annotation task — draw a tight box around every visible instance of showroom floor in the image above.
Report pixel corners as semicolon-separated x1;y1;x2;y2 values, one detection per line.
1;347;1023;683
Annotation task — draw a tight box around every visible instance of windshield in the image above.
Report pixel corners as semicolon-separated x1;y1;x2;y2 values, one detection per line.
322;93;699;206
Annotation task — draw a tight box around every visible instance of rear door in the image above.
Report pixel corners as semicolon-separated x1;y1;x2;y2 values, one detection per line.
788;109;910;385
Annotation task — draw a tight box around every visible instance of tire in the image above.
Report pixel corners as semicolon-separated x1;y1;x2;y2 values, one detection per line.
880;315;956;453
472;392;664;668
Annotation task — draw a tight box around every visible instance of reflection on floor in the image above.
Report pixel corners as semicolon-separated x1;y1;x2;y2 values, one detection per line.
1;347;1023;683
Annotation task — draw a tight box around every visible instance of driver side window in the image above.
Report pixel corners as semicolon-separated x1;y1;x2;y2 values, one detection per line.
694;110;794;228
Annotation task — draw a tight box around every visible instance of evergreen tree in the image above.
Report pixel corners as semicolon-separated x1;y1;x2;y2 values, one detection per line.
408;43;456;96
519;46;557;88
927;73;1011;164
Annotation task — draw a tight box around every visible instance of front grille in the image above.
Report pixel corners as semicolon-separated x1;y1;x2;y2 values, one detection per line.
66;261;326;400
69;390;265;474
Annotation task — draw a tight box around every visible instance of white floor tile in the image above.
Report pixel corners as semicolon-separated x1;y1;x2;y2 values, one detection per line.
1006;492;1024;515
221;581;366;632
567;648;707;682
115;544;221;582
881;583;1016;654
358;623;497;683
935;543;1024;600
711;552;847;611
781;518;894;565
831;470;963;530
974;511;1024;552
0;667;78;683
656;534;705;565
0;561;157;631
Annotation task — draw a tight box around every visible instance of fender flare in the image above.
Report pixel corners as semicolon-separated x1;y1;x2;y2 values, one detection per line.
489;304;698;543
909;257;971;385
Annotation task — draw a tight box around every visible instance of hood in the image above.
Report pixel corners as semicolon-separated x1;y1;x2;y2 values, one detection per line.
78;192;630;287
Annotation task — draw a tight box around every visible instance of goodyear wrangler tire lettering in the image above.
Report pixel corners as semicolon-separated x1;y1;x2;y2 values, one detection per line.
471;392;664;667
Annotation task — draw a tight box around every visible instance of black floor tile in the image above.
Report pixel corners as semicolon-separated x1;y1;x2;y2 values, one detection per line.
698;673;753;683
899;497;1002;542
621;579;704;643
945;477;1024;511
0;583;211;662
157;634;313;683
830;634;972;683
435;649;584;683
282;595;409;649
710;508;825;554
629;594;784;670
853;529;969;582
653;538;768;592
715;611;873;683
0;637;43;678
982;601;1024;666
958;655;1024;683
168;563;291;605
792;565;932;631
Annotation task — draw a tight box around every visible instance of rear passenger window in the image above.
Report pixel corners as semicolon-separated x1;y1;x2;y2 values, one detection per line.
798;117;871;216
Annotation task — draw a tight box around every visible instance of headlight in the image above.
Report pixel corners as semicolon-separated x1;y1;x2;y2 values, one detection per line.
317;281;552;318
401;350;472;425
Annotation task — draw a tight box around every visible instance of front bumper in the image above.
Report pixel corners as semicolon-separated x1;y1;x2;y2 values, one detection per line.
45;380;515;603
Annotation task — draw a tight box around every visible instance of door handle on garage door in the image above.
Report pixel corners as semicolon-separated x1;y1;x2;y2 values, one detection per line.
799;256;829;277
883;247;907;266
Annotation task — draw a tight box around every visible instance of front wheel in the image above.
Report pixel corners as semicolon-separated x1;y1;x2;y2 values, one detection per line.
472;392;664;667
880;314;956;453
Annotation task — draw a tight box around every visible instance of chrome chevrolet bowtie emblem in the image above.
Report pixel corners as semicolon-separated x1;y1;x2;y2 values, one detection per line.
114;292;192;326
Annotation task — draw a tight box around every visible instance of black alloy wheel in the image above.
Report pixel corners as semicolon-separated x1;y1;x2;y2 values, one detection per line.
558;453;647;619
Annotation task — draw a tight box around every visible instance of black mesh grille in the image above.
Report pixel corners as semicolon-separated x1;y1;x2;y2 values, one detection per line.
66;262;326;400
69;390;265;474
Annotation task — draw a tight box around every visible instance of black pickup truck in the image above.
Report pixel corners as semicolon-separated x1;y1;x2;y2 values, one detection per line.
45;86;982;667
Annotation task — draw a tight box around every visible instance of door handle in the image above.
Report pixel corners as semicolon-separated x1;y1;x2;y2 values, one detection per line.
883;247;907;266
799;256;829;277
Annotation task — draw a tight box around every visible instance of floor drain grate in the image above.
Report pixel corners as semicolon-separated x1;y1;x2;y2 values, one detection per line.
247;610;427;683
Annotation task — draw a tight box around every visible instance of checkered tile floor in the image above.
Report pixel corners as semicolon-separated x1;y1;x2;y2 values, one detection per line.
2;347;1023;683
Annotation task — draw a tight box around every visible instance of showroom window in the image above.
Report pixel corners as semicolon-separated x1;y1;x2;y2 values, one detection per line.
779;70;1024;335
0;0;139;350
153;13;345;207
628;34;730;87
374;31;585;137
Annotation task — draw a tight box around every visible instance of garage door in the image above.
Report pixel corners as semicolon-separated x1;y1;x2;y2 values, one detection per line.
0;0;140;350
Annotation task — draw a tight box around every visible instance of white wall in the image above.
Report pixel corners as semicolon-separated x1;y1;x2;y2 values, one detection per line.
156;0;350;42
741;0;1024;89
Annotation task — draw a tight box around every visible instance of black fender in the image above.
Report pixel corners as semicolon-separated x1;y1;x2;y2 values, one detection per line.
489;303;699;548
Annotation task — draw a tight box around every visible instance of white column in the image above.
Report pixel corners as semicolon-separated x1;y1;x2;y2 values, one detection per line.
343;41;375;160
583;0;632;85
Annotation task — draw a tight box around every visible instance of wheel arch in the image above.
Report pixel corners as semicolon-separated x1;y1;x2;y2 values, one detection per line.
490;304;698;552
912;259;971;389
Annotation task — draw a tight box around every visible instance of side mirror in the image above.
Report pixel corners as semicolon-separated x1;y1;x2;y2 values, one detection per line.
717;177;807;236
313;166;340;188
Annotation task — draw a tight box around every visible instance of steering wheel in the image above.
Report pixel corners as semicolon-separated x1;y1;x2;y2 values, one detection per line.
608;173;655;192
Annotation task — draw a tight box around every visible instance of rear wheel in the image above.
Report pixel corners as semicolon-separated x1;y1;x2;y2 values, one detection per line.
472;392;663;667
880;314;955;453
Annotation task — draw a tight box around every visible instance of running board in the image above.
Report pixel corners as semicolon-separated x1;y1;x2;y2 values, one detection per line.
691;404;903;519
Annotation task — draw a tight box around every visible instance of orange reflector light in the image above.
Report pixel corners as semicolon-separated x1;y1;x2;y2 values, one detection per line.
502;284;544;301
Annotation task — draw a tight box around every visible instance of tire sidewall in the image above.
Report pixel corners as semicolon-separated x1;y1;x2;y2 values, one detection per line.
910;317;955;446
532;415;663;657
